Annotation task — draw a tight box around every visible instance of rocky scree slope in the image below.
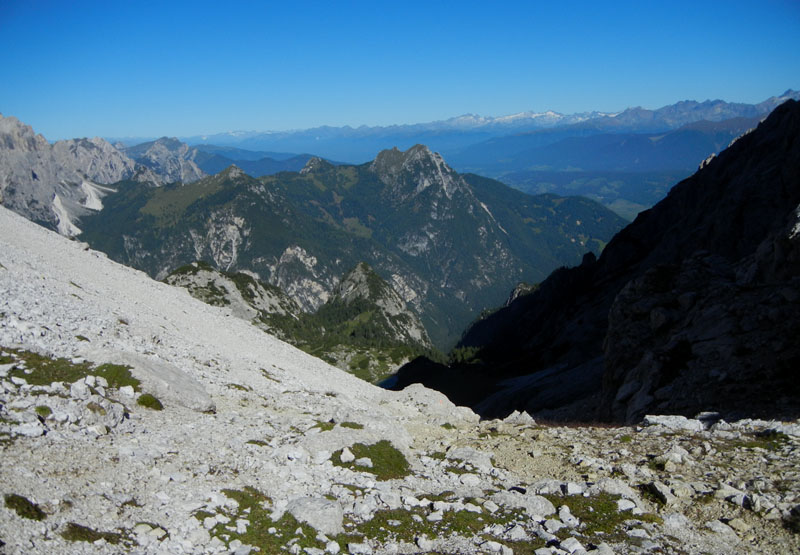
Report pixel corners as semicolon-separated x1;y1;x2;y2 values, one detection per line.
2;206;800;554
165;261;434;383
431;99;800;423
78;145;625;348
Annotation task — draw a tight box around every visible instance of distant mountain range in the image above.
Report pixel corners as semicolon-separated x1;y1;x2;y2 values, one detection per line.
177;90;800;219
177;90;799;164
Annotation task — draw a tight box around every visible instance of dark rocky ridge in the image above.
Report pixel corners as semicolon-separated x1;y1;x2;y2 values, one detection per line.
396;99;800;423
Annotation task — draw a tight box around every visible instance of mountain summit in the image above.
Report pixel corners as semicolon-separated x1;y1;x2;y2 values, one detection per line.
370;144;467;200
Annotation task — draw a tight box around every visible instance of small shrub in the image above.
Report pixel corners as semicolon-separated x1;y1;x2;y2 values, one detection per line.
34;405;52;418
137;393;163;411
4;493;46;521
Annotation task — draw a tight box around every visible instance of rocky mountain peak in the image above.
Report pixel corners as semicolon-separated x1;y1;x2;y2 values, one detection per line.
124;136;206;184
217;164;246;180
333;262;393;305
0;116;141;235
370;144;467;199
0;114;50;152
300;156;335;174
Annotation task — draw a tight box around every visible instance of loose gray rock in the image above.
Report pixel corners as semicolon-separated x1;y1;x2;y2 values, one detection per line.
287;497;344;536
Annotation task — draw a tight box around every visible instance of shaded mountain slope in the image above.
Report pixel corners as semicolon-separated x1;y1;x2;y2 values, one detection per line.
396;100;800;423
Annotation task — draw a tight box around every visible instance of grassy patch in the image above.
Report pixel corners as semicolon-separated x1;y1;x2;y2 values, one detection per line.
75;335;90;342
226;383;252;392
246;439;270;447
34;405;52;418
619;434;633;443
61;522;131;545
2;348;139;391
137;393;163;411
726;431;790;452
198;487;324;552
441;423;456;430
312;420;336;432
545;492;662;538
94;363;140;390
340;421;364;430
333;440;410;480
4;493;46;521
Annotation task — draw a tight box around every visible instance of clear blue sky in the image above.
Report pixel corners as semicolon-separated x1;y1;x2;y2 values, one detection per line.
1;0;798;139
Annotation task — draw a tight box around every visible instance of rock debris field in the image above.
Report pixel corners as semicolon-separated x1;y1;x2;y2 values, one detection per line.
0;206;799;554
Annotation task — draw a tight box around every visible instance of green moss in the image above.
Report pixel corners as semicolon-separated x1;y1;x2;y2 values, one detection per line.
61;522;127;545
94;363;140;390
619;434;633;443
246;439;269;447
545;492;662;537
137;393;163;411
340;421;364;430
5;348;92;385
727;431;790;452
332;440;410;481
440;423;455;430
2;347;138;392
201;487;322;552
312;420;336;432
4;493;46;521
193;510;216;522
34;405;52;418
75;335;90;342
226;383;252;392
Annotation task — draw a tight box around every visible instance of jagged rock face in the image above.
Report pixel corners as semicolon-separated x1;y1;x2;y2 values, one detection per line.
165;260;432;382
0;114;140;235
451;100;800;422
371;144;470;200
164;261;301;338
123;137;206;184
332;262;432;348
79;147;624;348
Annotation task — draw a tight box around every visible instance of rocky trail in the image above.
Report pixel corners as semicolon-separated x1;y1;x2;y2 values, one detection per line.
1;206;799;554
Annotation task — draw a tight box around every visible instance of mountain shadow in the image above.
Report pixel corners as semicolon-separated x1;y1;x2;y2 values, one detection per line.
392;99;800;424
